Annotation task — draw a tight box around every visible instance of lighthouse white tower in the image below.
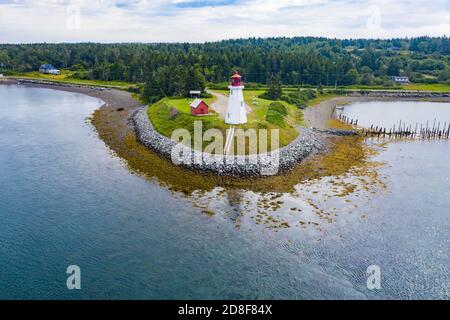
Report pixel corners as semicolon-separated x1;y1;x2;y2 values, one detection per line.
226;72;247;125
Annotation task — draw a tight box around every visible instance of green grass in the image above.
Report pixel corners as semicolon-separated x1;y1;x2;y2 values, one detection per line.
242;90;302;121
12;70;137;89
400;83;450;92
147;99;227;152
329;84;403;90
204;90;304;150
213;88;304;123
166;96;217;113
148;91;304;153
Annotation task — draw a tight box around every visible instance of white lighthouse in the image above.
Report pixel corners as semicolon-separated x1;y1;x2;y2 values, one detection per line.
226;72;247;125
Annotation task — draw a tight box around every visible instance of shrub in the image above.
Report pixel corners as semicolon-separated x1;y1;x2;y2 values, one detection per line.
70;70;89;80
258;91;276;100
0;70;14;76
303;89;317;100
266;102;287;127
208;83;229;90
127;85;141;94
68;64;86;72
317;84;324;94
268;102;288;116
281;89;316;109
262;74;283;100
200;92;213;98
245;82;264;89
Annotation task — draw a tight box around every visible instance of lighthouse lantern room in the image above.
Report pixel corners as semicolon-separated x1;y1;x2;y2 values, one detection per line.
226;71;247;125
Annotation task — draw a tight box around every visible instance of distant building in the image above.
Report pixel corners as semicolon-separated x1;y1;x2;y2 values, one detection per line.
190;99;209;116
391;76;410;84
39;64;61;75
387;46;401;51
189;90;202;98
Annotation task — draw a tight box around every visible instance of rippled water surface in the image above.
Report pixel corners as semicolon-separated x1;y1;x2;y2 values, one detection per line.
0;85;448;299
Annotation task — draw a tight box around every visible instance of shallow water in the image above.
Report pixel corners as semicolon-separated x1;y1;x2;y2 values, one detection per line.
342;100;450;129
0;85;448;299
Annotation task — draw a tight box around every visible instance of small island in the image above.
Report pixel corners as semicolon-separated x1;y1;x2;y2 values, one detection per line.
1;38;449;180
133;71;332;176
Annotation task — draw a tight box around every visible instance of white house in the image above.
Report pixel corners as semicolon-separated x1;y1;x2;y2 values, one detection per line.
189;90;202;98
39;64;61;75
391;76;410;84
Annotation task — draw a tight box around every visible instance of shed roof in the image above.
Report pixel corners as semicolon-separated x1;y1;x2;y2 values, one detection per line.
190;98;207;109
40;64;56;69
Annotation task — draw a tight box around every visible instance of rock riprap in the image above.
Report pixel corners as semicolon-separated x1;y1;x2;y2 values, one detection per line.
133;107;332;177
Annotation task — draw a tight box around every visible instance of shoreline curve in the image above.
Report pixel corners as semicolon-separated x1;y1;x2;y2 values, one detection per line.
133;106;329;177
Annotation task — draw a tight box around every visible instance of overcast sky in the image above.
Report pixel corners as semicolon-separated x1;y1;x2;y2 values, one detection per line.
0;0;449;43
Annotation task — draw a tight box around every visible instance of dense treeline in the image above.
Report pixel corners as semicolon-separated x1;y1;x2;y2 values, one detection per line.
1;37;449;91
143;65;207;103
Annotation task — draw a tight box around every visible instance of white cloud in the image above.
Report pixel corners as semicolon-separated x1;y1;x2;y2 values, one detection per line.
0;0;448;43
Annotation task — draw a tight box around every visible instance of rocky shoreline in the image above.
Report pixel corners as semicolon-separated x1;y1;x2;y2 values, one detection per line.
2;77;110;90
3;79;449;178
133;107;331;177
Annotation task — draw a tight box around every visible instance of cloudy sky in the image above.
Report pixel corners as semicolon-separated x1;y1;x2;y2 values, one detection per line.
0;0;449;43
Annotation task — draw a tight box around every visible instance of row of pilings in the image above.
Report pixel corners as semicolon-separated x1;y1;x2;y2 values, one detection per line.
337;114;450;140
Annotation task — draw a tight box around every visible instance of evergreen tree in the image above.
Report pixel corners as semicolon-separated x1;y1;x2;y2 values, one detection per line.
265;73;282;100
143;71;162;103
184;66;206;96
1;37;448;87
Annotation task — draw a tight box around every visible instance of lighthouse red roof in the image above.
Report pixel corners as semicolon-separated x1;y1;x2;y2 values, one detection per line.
231;72;243;86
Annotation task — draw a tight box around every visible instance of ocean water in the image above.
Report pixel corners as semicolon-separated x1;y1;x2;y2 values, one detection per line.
0;85;448;299
342;100;450;129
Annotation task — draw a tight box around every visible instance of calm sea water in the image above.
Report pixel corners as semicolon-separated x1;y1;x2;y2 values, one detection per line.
0;85;448;299
342;100;450;129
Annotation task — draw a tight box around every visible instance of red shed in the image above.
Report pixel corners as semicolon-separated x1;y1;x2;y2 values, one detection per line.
190;99;210;116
